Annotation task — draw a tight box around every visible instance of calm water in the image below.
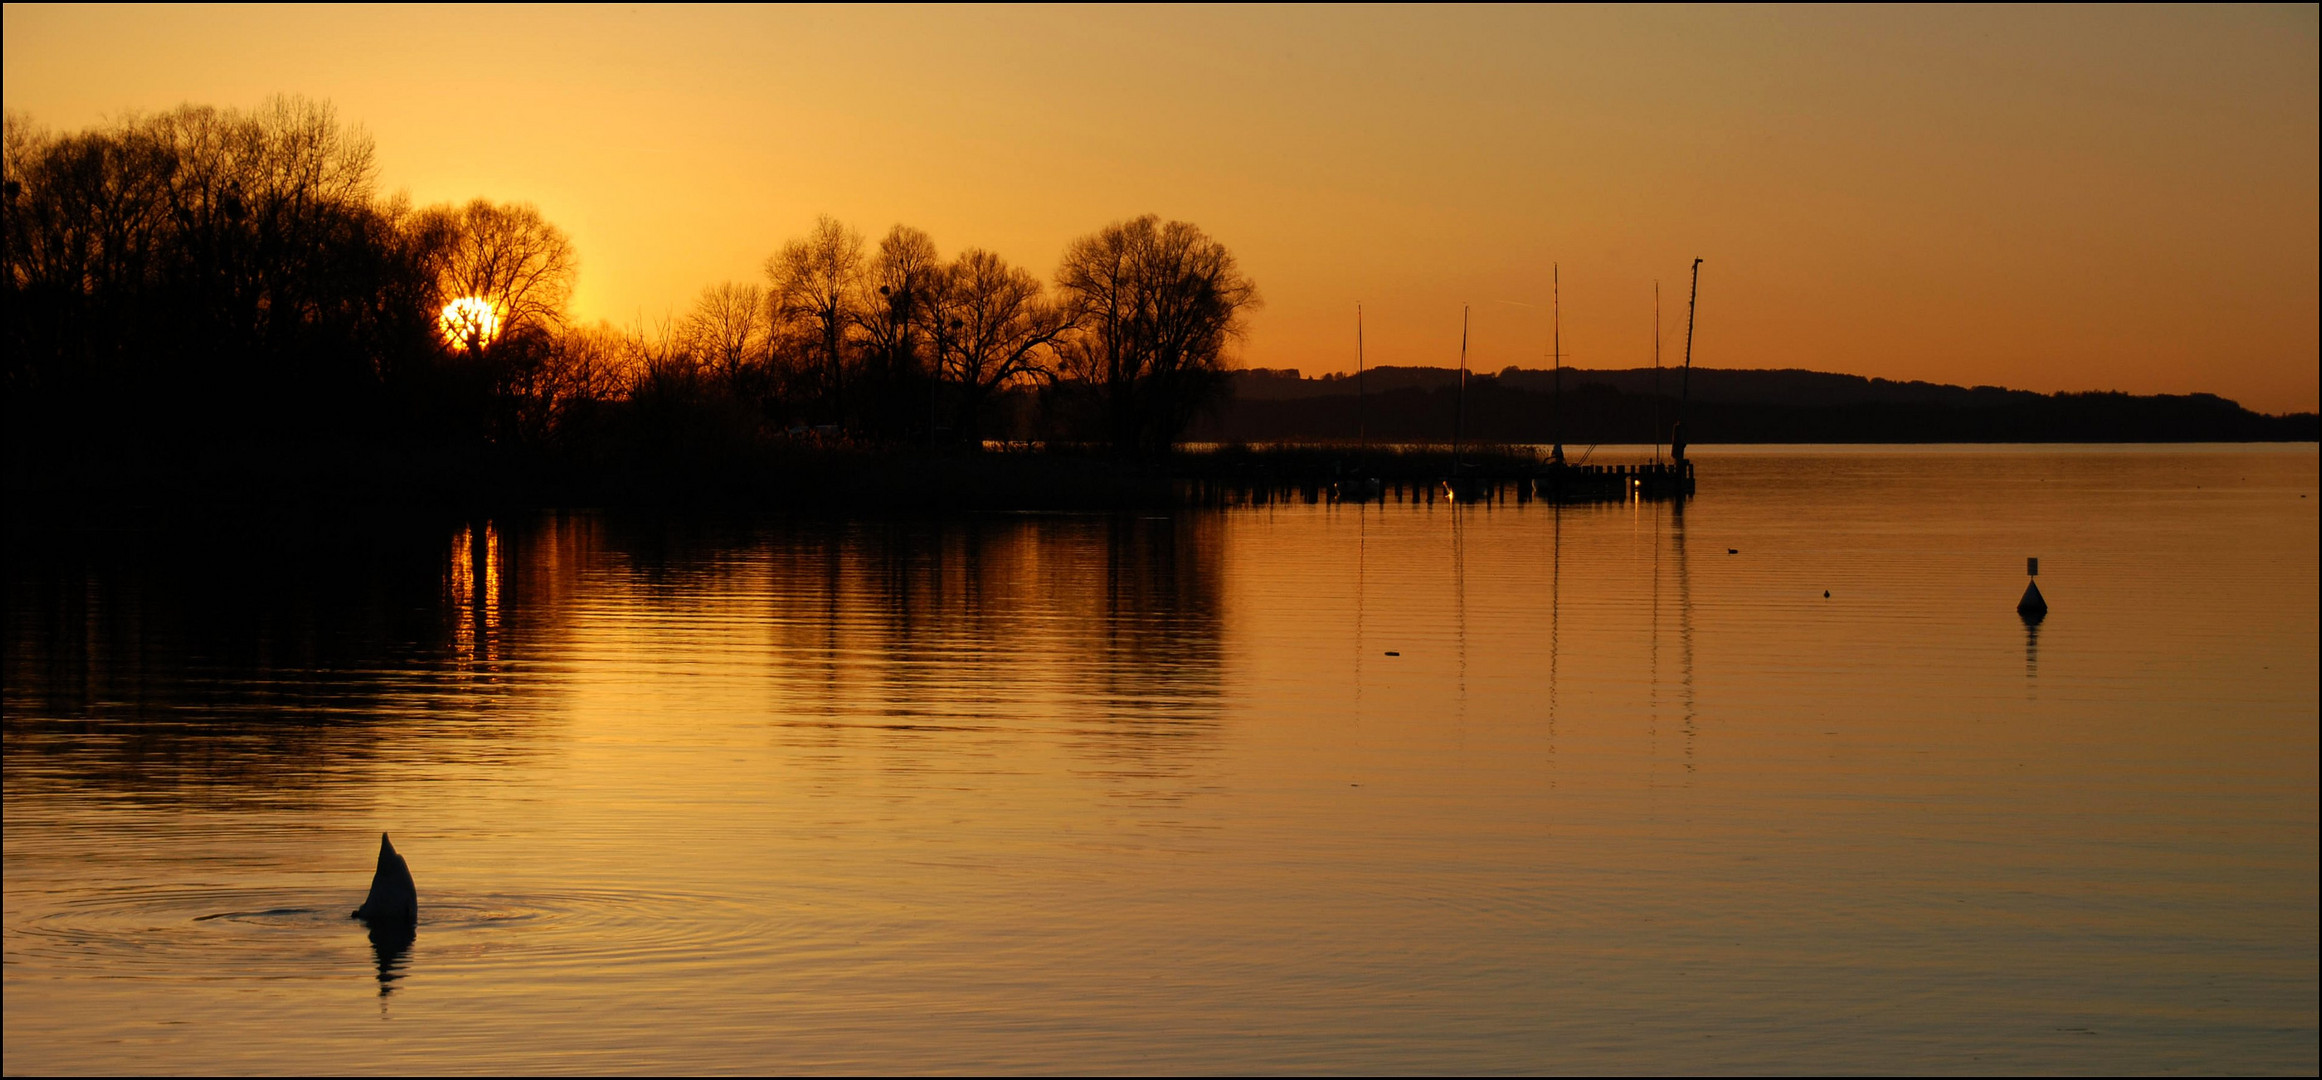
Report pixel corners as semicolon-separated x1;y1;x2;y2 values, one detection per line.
5;446;2316;1074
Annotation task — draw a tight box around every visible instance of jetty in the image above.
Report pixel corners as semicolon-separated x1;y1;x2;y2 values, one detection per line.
1170;448;1693;508
1177;257;1705;508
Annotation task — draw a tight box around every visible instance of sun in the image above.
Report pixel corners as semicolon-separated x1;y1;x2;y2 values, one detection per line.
438;296;502;350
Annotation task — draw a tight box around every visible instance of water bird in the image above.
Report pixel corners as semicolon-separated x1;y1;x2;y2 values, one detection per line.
352;832;418;928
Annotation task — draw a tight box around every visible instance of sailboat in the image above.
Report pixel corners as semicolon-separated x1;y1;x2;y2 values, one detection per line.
1532;261;1699;503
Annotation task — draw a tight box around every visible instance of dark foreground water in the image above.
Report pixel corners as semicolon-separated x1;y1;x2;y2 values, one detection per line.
5;446;2316;1074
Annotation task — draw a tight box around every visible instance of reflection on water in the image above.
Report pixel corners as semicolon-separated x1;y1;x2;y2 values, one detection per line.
367;922;413;997
2;510;578;806
4;447;2316;1073
2025;611;2043;683
3;511;1227;805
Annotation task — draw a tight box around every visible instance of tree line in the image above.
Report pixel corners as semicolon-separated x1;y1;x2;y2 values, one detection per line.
665;210;1257;452
3;98;1260;474
1197;368;2319;444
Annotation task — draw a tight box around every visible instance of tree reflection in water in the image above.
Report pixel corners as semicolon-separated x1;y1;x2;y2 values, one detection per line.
4;507;1227;805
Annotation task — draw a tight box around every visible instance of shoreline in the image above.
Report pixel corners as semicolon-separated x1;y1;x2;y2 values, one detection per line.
8;440;2312;515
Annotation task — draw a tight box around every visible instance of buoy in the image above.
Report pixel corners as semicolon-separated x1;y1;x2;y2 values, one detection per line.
352;832;418;927
2017;557;2047;620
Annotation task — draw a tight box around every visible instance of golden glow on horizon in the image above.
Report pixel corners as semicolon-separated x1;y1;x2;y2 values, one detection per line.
3;6;2315;410
439;297;501;351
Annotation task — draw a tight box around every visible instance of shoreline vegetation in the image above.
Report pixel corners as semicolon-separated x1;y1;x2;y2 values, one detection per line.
7;99;2312;514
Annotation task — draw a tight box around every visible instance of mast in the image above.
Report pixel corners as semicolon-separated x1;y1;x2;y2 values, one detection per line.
1674;257;1702;464
1551;264;1564;465
1356;303;1367;452
1453;304;1470;473
1652;279;1662;463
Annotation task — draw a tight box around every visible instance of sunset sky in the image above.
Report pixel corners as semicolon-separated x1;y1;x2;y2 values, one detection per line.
6;5;2316;412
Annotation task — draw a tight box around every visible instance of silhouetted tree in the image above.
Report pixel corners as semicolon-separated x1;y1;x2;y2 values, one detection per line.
6;97;1302;490
148;99;387;372
620;315;699;399
417;199;575;354
682;281;768;390
2;112;176;394
765;214;862;422
399;199;577;445
1055;215;1259;453
854;224;941;438
927;248;1072;445
4;97;436;449
529;322;632;437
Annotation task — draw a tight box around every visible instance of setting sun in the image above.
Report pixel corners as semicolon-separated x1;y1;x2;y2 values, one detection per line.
438;296;500;350
0;6;2313;1074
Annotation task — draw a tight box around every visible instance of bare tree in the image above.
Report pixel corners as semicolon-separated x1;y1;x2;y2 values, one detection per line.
468;320;633;444
927;248;1073;444
1055;215;1259;453
4;96;423;417
858;225;940;374
421;199;576;353
846;224;944;437
549;321;633;405
2;109;45;192
764;214;862;412
3;117;174;310
682;280;766;388
622;313;698;394
150;98;383;354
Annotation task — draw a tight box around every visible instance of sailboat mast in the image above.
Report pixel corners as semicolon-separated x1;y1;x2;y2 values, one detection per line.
1675;257;1702;463
1453;304;1470;471
1356;303;1367;452
1552;264;1564;465
1653;279;1662;463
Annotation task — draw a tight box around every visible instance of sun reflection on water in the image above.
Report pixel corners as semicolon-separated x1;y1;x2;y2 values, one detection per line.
447;521;501;669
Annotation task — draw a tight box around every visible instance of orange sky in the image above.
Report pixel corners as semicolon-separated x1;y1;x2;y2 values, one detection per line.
5;5;2316;412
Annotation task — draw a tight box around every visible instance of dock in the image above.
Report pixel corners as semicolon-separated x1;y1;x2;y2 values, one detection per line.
1173;455;1696;508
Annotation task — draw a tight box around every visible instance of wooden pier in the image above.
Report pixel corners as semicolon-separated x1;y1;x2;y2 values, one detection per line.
1174;457;1695;508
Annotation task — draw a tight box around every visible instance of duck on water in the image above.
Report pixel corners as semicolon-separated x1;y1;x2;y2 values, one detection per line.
352;832;417;928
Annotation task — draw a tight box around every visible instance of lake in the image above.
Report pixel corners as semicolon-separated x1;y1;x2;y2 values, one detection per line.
5;445;2316;1074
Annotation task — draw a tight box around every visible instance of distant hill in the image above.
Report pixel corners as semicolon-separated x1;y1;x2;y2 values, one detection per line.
1194;366;2319;443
